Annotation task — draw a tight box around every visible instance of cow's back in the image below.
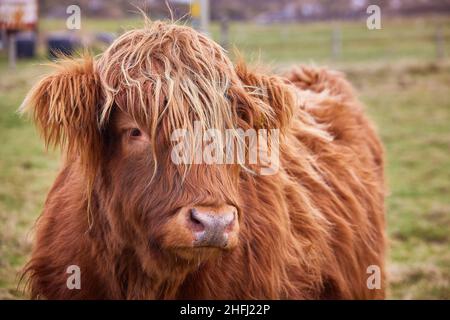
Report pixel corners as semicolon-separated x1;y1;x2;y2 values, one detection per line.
283;66;386;298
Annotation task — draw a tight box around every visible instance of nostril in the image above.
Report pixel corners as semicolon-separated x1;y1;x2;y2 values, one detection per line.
189;209;205;232
224;212;236;232
225;214;236;232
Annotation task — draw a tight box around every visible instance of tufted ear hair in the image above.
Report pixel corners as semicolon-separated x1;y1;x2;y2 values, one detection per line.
234;60;295;132
20;55;102;178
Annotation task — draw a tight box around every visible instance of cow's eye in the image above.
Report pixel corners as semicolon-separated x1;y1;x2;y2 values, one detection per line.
129;128;142;138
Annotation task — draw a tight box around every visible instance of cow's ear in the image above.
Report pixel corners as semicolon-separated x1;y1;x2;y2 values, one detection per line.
20;55;102;169
234;60;295;132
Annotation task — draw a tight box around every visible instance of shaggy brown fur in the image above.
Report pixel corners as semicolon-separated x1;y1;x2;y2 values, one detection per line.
21;21;385;299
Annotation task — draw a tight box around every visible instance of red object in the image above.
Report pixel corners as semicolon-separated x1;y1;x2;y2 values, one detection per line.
0;0;38;31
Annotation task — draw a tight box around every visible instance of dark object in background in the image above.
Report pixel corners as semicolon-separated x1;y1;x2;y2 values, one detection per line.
16;32;36;59
47;34;78;58
95;32;116;45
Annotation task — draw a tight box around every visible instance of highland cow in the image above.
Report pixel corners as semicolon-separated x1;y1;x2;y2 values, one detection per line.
21;21;385;299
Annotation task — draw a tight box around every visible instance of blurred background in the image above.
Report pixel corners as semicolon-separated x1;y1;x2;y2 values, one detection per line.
0;0;449;299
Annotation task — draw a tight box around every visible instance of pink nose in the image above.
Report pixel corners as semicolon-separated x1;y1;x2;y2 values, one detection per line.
187;206;238;248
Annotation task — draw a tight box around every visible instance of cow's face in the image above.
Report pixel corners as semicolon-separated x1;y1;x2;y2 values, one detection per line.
22;21;294;277
101;108;242;269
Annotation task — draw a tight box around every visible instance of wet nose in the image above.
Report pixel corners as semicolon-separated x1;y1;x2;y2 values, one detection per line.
189;207;237;248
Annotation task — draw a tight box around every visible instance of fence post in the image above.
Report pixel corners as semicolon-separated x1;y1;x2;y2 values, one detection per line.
332;26;342;60
220;15;229;50
8;32;17;69
435;25;444;60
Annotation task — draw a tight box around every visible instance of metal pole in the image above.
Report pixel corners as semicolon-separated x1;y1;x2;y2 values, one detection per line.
200;0;209;35
8;32;17;69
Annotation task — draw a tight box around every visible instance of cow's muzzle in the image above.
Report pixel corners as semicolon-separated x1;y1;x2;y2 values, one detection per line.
172;204;239;249
190;207;237;248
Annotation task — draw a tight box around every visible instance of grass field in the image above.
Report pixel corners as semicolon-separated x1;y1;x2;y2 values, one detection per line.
0;17;449;299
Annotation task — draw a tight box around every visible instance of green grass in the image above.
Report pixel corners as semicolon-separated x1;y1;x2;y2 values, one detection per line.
347;61;450;299
0;60;60;299
0;17;449;299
